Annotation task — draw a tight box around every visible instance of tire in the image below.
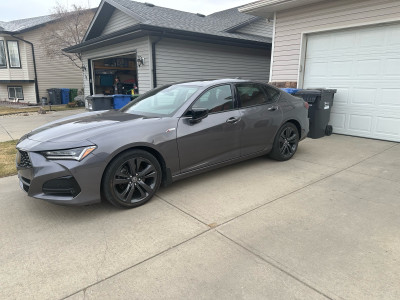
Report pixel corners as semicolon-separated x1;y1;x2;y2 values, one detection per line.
269;123;299;161
325;125;333;136
102;150;162;209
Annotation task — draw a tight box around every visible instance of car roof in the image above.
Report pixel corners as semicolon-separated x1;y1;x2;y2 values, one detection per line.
174;78;260;87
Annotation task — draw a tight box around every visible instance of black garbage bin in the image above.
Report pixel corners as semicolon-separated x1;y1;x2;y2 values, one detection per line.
295;89;336;139
47;88;62;105
85;95;113;111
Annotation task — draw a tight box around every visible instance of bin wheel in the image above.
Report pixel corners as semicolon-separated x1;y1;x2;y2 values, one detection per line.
325;125;333;136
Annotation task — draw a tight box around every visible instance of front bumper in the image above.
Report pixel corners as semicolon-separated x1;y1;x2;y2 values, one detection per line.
17;150;105;206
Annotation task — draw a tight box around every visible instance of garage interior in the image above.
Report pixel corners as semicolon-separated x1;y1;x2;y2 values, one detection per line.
92;53;138;95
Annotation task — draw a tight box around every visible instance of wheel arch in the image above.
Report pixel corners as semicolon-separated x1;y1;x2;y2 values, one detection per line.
284;119;302;139
100;145;171;194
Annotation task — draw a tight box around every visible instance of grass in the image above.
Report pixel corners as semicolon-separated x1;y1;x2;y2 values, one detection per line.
0;105;83;116
0;140;18;178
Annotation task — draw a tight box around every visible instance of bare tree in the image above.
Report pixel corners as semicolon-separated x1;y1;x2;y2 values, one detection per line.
41;3;95;71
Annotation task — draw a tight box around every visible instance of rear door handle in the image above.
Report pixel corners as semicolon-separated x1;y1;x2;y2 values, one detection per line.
226;117;241;124
268;106;279;111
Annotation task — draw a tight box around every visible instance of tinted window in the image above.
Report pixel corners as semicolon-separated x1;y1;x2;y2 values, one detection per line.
236;84;269;107
263;85;281;102
192;85;233;113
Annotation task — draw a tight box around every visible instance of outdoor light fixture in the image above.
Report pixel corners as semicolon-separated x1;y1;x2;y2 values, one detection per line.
137;56;145;67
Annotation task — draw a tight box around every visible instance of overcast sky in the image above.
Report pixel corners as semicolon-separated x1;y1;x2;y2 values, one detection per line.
0;0;254;21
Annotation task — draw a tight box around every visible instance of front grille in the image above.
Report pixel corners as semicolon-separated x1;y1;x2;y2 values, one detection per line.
17;150;32;168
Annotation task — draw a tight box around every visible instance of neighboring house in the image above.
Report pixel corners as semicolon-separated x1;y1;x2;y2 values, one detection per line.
0;15;89;104
64;0;273;98
240;0;400;142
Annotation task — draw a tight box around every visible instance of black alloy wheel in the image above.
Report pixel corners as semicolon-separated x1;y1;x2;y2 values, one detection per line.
103;150;161;208
269;123;299;161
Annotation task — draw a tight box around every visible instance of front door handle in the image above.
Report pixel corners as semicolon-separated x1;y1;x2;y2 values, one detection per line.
268;106;279;111
226;117;241;124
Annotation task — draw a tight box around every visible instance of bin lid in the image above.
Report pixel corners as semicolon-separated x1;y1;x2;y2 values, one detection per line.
295;89;321;95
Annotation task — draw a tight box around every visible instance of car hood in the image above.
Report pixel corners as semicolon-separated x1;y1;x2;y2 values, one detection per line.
21;110;155;144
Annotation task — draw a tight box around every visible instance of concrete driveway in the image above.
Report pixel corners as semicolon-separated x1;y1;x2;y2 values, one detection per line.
1;135;399;299
0;109;85;142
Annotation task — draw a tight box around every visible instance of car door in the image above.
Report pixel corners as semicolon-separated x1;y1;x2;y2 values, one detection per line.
236;83;283;156
177;84;241;174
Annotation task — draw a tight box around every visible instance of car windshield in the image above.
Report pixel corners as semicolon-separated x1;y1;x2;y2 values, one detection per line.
121;84;200;117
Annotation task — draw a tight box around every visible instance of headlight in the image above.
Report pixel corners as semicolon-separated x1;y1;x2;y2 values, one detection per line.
41;146;97;161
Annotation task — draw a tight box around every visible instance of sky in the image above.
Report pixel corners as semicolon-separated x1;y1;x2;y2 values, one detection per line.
0;0;255;21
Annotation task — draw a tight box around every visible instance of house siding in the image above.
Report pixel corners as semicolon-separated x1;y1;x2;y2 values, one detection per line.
271;0;400;82
22;25;84;101
0;36;34;83
81;37;152;97
155;38;270;86
236;18;273;38
0;83;36;103
101;9;139;35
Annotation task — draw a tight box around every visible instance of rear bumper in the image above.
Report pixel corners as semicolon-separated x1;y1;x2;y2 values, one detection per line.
17;151;105;206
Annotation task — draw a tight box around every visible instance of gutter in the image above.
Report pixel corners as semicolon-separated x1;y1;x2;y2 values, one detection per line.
9;33;40;103
64;24;271;53
151;36;163;88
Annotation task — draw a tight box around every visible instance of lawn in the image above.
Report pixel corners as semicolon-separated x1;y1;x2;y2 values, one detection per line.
0;105;82;116
0;140;18;178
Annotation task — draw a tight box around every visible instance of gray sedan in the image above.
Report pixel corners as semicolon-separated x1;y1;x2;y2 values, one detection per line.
16;79;309;208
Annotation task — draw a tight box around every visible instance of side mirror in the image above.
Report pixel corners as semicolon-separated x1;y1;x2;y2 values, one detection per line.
188;107;209;123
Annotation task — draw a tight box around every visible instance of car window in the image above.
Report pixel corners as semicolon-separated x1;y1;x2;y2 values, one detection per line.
121;85;200;116
236;84;271;107
192;85;233;113
263;85;281;102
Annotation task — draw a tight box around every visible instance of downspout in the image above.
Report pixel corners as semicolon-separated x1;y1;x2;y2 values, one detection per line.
11;34;40;103
151;36;163;88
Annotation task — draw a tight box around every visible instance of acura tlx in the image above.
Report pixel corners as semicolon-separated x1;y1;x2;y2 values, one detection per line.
16;79;309;208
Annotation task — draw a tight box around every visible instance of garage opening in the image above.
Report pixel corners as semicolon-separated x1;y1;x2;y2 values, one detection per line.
92;53;138;95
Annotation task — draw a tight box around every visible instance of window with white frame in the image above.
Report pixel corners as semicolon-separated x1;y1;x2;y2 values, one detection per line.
0;41;6;67
7;41;21;68
8;86;24;100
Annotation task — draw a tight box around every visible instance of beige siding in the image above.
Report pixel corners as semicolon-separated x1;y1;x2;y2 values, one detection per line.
22;26;84;101
102;9;139;35
0;83;36;103
236;18;274;38
81;37;152;97
155;38;270;86
271;0;400;82
0;36;34;82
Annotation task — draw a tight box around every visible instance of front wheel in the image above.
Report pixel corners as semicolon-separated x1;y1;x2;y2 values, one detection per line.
102;150;162;208
269;123;299;161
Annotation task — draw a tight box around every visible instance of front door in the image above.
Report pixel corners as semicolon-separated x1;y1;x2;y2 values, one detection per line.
177;84;241;174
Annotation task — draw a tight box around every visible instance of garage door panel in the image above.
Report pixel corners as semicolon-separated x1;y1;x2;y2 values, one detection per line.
352;88;376;105
383;59;400;76
304;22;400;142
376;117;400;136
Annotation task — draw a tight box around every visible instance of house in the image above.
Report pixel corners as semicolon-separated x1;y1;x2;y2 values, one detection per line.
0;13;92;104
64;0;273;98
240;0;400;142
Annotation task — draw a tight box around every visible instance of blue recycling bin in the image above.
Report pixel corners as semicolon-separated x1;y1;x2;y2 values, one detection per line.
113;94;131;109
61;88;70;104
281;88;300;95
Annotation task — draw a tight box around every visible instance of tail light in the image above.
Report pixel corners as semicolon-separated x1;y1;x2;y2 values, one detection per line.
303;102;309;109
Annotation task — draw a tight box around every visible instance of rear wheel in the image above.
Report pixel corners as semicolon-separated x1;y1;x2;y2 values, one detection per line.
269;123;299;161
102;150;161;208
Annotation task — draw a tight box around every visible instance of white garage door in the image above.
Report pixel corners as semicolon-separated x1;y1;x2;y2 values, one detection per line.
303;23;400;142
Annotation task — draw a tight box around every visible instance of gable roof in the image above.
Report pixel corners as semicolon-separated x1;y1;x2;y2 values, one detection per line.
78;0;271;47
0;9;96;34
0;15;59;33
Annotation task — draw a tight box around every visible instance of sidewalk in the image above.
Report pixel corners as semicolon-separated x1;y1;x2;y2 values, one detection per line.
0;109;85;142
